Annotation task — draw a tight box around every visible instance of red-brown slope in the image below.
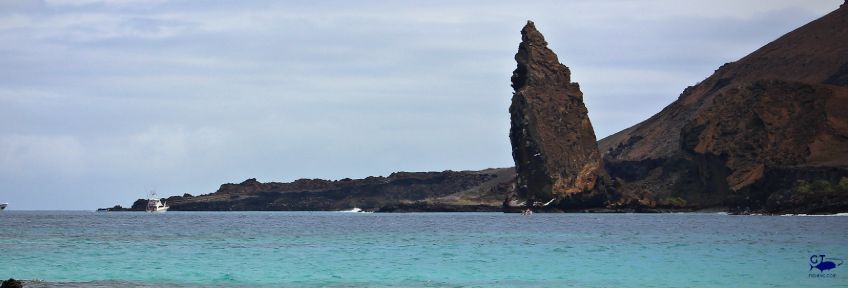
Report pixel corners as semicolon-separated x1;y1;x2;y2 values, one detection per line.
601;3;848;160
598;4;848;213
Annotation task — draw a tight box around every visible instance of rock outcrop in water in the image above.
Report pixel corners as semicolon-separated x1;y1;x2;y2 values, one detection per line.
598;3;848;214
122;168;515;212
508;21;611;210
0;279;22;288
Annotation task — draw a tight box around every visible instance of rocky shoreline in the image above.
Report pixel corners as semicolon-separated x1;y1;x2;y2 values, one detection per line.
1;279;22;288
108;168;517;213
105;191;845;214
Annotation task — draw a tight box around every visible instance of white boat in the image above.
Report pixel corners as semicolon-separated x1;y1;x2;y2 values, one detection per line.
338;207;373;213
0;203;7;211
146;192;169;213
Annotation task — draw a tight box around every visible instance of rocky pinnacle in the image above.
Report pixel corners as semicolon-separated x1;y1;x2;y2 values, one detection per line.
509;21;607;203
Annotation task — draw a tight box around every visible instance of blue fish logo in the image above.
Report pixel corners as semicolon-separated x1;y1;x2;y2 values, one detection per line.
810;255;843;272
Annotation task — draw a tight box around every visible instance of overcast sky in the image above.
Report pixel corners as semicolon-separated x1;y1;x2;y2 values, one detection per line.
0;0;841;210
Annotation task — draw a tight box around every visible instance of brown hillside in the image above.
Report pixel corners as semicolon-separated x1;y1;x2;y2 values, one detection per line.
598;4;848;213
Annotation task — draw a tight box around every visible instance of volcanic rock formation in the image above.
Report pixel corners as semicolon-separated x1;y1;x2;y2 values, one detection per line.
509;21;609;208
119;168;516;212
599;3;848;213
0;279;22;288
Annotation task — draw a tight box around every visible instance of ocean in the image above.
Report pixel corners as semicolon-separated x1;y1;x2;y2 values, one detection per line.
1;211;846;287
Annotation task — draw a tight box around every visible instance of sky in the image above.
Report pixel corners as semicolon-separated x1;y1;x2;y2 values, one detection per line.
0;0;842;210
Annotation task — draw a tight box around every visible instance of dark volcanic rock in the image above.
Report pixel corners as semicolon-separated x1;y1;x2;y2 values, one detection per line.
1;279;22;288
128;168;515;212
509;21;610;206
129;199;148;211
598;4;848;213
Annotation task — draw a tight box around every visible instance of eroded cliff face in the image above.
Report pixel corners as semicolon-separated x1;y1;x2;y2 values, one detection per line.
599;4;848;213
509;21;609;207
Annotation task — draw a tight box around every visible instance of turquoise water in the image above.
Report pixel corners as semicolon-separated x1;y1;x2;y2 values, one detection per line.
1;211;846;287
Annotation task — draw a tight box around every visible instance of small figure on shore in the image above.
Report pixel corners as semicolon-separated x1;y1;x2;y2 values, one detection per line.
522;208;533;216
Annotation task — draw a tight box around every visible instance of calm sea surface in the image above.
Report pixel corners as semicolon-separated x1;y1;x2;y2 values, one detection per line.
1;211;846;287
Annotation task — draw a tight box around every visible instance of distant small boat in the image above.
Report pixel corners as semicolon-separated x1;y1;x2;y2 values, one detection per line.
0;203;7;211
146;192;169;213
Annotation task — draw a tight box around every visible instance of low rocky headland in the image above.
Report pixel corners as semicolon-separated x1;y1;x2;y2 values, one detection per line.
118;168;515;212
115;3;848;215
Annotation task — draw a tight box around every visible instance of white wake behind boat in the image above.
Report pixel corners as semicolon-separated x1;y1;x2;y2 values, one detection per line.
146;192;169;213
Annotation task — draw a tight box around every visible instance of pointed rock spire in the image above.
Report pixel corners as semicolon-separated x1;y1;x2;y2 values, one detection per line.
508;21;609;205
511;21;572;91
520;21;548;46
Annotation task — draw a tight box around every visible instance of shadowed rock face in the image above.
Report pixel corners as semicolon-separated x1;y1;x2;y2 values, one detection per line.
599;4;848;213
509;21;607;203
